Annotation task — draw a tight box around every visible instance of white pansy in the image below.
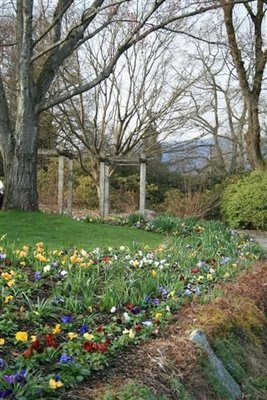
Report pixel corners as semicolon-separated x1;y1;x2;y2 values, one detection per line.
43;265;51;272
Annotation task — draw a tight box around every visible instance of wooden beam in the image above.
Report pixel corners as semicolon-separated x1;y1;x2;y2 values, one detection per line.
67;158;73;215
58;155;64;214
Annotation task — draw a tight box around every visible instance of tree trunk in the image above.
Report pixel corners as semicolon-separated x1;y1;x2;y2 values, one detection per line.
3;111;39;210
245;97;266;170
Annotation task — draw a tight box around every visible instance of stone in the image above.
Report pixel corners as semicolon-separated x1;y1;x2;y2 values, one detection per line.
189;329;241;399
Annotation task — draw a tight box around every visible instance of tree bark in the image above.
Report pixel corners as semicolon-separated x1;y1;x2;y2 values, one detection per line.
3;113;39;210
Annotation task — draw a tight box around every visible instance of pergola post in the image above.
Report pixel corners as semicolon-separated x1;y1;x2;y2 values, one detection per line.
58;154;64;214
67;158;73;215
139;153;147;215
99;160;105;218
104;163;110;217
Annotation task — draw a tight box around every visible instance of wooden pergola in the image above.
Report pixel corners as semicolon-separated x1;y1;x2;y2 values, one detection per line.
38;149;147;218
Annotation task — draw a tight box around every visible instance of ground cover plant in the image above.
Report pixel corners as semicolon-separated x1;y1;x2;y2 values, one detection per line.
0;218;261;399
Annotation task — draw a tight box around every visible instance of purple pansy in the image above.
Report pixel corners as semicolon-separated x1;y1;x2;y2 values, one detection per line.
0;358;5;369
59;354;74;364
61;315;73;323
34;272;42;281
79;324;89;334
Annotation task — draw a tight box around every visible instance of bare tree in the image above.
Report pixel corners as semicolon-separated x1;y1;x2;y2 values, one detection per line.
0;0;255;210
221;0;267;169
52;31;194;195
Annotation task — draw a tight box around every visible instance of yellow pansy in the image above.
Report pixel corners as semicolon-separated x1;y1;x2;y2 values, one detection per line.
83;333;94;341
87;306;93;313
49;378;64;389
224;272;230;278
167;290;175;299
7;279;15;287
0;338;5;345
67;332;78;340
151;269;157;277
132;260;139;268
52;324;61;334
207;274;213;280
4;295;13;304
1;272;13;280
20;261;26;266
35;253;48;262
15;331;28;342
31;335;37;342
155;312;162;320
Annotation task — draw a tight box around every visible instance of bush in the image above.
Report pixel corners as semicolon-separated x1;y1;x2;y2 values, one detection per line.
158;188;221;219
73;175;98;208
221;171;267;229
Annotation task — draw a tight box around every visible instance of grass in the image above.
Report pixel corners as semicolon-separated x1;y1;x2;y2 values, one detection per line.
0;210;163;249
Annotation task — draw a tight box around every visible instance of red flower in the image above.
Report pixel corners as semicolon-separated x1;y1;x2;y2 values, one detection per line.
45;334;59;349
83;341;93;352
126;303;135;311
98;343;107;352
134;324;142;332
191;268;201;273
23;348;33;359
97;325;104;333
102;257;110;263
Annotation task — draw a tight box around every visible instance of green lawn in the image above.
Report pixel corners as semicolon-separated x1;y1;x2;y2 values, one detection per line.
0;210;163;249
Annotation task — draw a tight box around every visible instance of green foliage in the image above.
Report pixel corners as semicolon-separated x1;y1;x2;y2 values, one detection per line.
201;358;232;400
128;212;145;225
221;171;267;229
73;175;98;208
169;378;192;400
102;382;168;400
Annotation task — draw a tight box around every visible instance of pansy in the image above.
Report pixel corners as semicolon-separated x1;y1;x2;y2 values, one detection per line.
83;333;94;341
36;253;48;262
43;264;51;272
45;334;59;349
52;324;61;334
123;312;131;321
34;272;42;281
142;321;153;327
123;329;135;339
153;298;160;306
0;252;7;261
15;331;28;342
0;390;12;398
4;295;13;304
67;332;78;340
0;338;5;345
79;324;89;334
1;272;13;280
59;354;74;364
4;370;27;385
155;312;162;320
49;376;64;389
0;358;5;369
7;279;15;288
110;306;116;313
61;315;73;323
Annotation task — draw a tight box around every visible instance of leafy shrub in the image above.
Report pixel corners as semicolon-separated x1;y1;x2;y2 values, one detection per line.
73;175;98;208
128;212;145;225
221;171;267;229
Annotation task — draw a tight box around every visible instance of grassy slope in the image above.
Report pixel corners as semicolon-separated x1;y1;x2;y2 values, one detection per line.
0;210;162;249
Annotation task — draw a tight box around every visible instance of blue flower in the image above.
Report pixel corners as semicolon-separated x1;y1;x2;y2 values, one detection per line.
34;272;42;281
131;306;140;315
159;286;168;298
0;358;5;369
153;298;160;306
61;315;73;323
59;354;74;364
0;390;12;399
145;296;151;303
79;324;89;334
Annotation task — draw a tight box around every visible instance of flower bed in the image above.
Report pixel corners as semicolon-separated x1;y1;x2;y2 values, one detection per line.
0;221;261;398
